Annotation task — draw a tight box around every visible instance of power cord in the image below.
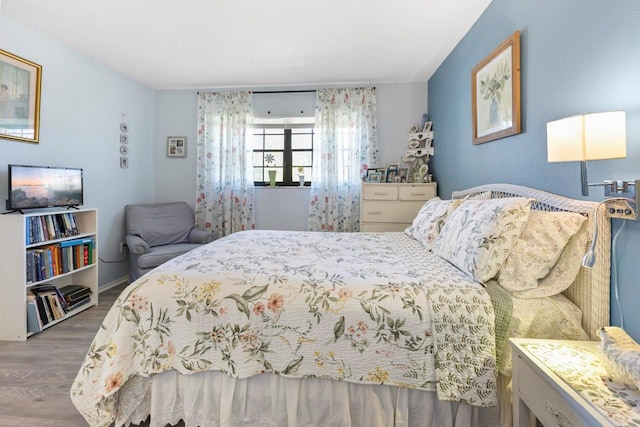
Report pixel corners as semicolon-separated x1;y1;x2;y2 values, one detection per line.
611;219;627;328
98;247;129;264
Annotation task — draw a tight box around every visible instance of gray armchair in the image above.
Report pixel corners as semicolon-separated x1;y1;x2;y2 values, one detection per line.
125;202;214;282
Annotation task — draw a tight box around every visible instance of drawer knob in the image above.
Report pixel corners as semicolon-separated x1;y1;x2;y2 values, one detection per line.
410;192;426;196
545;404;573;427
367;211;383;215
373;192;388;196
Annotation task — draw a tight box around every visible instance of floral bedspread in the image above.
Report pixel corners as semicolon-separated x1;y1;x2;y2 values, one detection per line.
71;231;497;427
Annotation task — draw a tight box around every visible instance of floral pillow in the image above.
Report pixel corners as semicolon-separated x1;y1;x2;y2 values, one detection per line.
597;326;640;389
432;198;532;282
497;210;586;292
510;219;589;298
404;197;462;250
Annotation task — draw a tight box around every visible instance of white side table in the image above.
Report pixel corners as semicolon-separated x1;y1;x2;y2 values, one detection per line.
511;338;640;427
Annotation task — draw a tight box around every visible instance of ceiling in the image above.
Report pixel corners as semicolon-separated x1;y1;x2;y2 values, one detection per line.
0;0;492;90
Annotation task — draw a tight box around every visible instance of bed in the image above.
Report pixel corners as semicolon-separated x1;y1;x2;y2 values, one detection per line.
71;184;611;427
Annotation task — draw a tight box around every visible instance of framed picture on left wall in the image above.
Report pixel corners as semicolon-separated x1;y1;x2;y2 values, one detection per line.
167;136;187;157
0;49;42;144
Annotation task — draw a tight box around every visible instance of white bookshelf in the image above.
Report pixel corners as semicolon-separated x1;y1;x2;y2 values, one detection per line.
0;208;98;341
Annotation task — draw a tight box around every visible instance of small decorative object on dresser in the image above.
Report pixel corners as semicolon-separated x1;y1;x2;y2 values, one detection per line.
360;182;437;231
511;338;638;427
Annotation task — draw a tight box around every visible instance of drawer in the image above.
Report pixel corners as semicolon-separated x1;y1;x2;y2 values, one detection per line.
362;201;424;223
361;223;410;232
398;185;436;201
363;185;398;200
516;355;590;427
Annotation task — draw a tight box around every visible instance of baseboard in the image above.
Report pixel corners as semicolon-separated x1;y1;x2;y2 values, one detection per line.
98;275;129;293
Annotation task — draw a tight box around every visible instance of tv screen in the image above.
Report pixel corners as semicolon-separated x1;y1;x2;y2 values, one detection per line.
7;164;83;211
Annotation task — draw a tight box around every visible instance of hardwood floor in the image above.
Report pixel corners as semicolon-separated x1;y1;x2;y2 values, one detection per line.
0;283;131;426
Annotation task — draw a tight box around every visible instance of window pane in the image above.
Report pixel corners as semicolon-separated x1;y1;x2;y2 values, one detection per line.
292;134;312;149
253;167;264;182
265;134;284;150
292;127;314;134
292;166;311;178
252;134;264;150
253;152;264;166
292;151;312;166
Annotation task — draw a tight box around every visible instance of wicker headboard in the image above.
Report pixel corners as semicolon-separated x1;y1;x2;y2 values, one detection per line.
451;183;610;340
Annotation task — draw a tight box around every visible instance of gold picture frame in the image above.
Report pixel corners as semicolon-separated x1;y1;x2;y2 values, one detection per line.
0;49;42;143
472;31;521;145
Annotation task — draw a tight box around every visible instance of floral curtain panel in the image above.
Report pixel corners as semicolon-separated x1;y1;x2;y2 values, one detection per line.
196;91;255;237
308;87;378;232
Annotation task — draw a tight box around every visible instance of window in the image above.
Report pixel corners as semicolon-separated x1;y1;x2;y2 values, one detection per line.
253;118;314;186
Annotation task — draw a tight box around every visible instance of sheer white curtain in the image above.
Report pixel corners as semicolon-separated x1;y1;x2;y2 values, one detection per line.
308;87;378;232
196;91;255;238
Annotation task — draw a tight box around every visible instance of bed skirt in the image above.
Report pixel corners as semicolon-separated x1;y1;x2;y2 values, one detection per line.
119;372;511;427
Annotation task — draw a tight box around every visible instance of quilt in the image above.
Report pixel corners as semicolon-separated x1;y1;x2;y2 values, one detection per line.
71;231;497;426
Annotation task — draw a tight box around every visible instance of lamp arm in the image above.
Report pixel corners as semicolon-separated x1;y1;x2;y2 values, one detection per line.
582;197;632;268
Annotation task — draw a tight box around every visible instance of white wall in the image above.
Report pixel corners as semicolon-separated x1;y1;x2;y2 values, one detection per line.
154;82;428;230
0;15;156;287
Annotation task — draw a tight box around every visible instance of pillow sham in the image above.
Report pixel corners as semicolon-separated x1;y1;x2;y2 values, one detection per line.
510;219;589;298
431;198;532;282
597;326;640;389
497;210;586;292
404;197;462;249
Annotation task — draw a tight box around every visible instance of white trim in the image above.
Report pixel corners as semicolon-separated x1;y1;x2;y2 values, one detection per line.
99;275;129;293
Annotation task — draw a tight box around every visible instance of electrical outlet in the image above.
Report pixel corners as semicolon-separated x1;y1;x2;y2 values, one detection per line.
120;241;126;253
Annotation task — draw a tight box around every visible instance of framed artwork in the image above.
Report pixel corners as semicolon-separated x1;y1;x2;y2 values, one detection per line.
376;168;387;183
367;171;382;183
471;31;521;145
385;163;399;183
167;136;187;157
398;168;409;183
366;169;378;182
0;49;42;144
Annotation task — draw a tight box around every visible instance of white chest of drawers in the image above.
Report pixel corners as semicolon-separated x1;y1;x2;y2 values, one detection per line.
360;183;437;232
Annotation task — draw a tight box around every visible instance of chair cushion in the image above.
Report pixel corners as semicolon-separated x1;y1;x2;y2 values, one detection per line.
136;243;202;269
126;202;195;247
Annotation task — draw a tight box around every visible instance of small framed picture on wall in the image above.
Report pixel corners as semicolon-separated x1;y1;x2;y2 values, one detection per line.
167;136;187;158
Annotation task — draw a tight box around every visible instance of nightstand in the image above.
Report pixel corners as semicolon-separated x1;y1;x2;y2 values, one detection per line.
510;338;640;427
360;183;437;231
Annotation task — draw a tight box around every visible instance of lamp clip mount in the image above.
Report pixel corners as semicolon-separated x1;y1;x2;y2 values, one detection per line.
603;179;639;220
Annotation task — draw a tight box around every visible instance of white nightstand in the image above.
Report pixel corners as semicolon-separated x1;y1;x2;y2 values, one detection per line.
510;338;640;427
360;183;437;231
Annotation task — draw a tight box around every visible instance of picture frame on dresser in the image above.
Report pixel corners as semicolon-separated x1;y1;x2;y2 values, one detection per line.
385;163;399;183
0;48;42;144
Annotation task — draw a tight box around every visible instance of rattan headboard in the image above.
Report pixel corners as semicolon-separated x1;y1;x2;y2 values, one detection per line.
451;183;610;340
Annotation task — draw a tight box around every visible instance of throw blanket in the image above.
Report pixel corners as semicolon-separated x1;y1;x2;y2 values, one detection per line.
71;231;497;426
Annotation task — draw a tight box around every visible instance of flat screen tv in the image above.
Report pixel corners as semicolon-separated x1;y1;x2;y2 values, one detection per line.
6;164;83;211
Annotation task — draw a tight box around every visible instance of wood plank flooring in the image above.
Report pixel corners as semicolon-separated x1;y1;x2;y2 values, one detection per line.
0;283;182;427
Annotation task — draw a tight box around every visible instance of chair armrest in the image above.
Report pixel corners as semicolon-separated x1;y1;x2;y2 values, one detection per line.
125;235;150;255
189;228;215;244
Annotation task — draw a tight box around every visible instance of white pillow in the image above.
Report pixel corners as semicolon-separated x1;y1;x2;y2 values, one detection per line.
510;219;589;298
432;198;532;282
404;198;462;250
497;210;586;292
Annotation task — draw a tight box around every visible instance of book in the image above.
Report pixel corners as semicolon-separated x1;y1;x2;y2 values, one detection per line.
59;285;92;304
67;296;91;311
26;295;43;333
31;284;69;311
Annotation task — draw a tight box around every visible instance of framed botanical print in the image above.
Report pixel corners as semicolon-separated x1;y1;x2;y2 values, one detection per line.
471;31;521;145
0;49;42;143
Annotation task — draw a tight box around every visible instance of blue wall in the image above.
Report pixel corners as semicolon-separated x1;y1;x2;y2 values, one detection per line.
429;0;640;338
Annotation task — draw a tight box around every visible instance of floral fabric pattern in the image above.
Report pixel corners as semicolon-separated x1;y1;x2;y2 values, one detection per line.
70;231;497;427
404;198;462;250
308;87;378;232
196;91;255;238
510;218;589;298
521;341;640;426
432;198;532;282
497;210;586;292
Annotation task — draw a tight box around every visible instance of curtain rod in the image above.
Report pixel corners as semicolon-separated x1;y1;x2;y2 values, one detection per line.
197;87;375;95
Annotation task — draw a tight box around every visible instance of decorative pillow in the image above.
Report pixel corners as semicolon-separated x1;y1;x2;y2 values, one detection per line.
431;198;532;282
510;219;589;298
597;326;640;389
497;211;586;292
404;197;462;249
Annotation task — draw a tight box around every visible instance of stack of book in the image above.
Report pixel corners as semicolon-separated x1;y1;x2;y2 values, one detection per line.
26;237;95;283
27;284;68;331
26;213;79;244
59;285;93;311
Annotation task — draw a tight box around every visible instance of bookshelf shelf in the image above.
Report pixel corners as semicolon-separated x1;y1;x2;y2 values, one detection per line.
0;208;98;341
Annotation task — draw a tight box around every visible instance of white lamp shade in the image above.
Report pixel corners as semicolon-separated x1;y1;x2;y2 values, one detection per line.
547;111;627;162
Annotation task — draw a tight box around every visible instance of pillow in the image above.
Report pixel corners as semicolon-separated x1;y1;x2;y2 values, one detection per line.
510;219;589;298
404;197;462;249
497;210;586;292
431;198;532;282
464;191;492;201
